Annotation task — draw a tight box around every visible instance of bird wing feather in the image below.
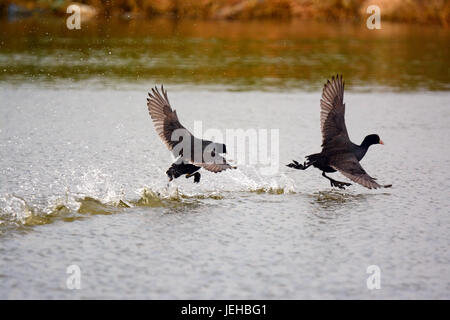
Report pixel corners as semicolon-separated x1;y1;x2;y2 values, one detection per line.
320;75;349;148
147;86;192;151
329;153;382;189
192;155;235;173
147;86;235;173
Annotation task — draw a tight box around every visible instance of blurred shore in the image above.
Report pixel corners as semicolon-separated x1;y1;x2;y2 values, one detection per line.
1;0;449;26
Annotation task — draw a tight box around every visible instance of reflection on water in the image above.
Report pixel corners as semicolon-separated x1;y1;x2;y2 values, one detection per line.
308;190;371;220
314;190;366;204
0;18;449;90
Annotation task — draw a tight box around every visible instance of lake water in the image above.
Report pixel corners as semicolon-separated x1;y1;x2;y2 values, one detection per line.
0;18;449;299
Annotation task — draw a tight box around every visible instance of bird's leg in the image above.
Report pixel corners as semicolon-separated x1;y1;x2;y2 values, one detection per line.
166;171;174;188
287;160;313;170
322;172;352;190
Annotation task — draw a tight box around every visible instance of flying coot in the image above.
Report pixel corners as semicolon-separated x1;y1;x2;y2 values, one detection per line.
147;86;236;183
287;75;392;190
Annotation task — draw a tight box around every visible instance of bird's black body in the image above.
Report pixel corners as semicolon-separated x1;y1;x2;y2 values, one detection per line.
166;162;201;183
305;153;335;173
287;75;391;190
306;134;381;173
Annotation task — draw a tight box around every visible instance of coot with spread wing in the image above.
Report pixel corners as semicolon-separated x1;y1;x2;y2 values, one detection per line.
287;75;392;190
147;86;235;183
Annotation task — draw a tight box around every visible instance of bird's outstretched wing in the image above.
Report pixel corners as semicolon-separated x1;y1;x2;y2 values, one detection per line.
329;153;382;189
320;75;349;147
193;154;235;173
147;86;192;151
147;86;236;174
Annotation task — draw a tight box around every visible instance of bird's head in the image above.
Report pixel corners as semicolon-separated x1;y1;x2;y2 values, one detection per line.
363;134;384;147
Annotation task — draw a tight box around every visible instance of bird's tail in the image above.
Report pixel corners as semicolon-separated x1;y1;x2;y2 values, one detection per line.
305;153;321;165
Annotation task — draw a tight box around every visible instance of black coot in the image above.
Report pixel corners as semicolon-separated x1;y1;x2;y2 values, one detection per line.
287;75;392;190
147;86;235;183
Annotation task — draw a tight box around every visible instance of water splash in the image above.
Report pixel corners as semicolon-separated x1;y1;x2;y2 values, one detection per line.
0;165;299;233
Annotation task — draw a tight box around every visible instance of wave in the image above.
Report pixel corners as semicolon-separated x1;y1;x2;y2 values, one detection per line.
0;170;297;233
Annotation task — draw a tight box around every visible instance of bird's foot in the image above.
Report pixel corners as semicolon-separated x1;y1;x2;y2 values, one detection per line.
330;180;352;190
286;160;308;170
